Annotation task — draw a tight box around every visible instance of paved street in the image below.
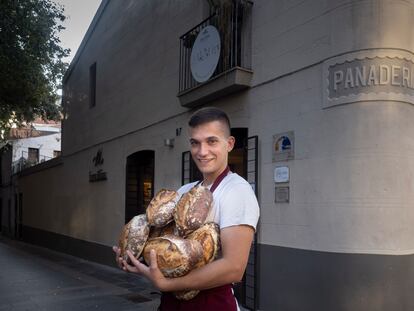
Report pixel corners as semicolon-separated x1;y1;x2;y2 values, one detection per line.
0;236;160;311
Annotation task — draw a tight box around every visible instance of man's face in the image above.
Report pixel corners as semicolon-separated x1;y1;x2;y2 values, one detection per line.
189;120;235;181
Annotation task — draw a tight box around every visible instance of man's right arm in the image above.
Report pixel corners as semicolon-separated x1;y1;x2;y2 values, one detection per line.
122;224;255;292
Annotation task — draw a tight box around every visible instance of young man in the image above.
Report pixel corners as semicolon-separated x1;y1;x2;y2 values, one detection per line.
113;107;260;310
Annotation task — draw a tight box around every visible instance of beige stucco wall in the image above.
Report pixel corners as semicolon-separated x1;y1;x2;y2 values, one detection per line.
252;65;414;255
252;0;414;86
248;0;414;255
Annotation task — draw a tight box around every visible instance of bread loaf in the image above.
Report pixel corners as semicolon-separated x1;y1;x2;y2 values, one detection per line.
174;289;200;301
187;222;220;267
174;185;213;237
143;234;203;278
146;189;179;228
118;214;150;262
118;186;219;301
174;222;220;300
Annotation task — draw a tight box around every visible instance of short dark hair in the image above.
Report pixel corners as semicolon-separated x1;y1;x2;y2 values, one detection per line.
188;107;231;134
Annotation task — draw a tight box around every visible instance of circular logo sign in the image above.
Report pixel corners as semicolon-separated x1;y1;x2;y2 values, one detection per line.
190;25;221;83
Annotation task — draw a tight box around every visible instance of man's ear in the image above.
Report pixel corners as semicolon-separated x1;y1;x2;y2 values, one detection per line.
227;136;235;152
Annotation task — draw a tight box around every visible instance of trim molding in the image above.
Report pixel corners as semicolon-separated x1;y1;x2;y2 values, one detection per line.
258;244;414;311
21;225;115;267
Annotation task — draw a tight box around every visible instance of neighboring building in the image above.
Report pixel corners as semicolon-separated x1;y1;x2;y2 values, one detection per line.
6;1;414;310
8;119;61;173
0;119;61;238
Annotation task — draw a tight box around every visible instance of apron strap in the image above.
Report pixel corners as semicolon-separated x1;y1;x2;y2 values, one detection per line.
210;166;230;193
195;166;230;192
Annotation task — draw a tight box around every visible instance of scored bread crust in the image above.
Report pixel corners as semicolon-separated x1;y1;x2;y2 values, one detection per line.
174;222;220;301
118;221;130;260
146;189;179;228
118;214;150;261
174;289;200;301
187;222;220;267
143;234;203;278
174;186;213;237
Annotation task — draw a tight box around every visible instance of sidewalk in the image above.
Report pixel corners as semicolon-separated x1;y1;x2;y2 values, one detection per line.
0;236;160;311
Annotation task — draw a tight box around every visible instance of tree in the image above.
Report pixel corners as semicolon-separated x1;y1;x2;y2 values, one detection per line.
0;0;69;140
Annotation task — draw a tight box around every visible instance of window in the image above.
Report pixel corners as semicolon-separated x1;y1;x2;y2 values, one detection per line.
28;148;39;164
181;151;202;185
53;150;61;158
89;62;97;108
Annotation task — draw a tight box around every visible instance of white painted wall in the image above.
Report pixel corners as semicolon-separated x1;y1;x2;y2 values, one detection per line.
12;133;61;163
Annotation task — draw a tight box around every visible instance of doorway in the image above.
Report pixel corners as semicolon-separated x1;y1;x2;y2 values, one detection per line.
125;150;154;224
14;193;23;239
228;128;248;177
228;128;248;307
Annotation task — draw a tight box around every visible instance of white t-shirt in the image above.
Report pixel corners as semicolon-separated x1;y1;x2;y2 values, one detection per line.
177;172;260;231
177;173;259;311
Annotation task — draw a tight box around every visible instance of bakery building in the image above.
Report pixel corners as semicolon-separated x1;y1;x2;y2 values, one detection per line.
2;0;414;310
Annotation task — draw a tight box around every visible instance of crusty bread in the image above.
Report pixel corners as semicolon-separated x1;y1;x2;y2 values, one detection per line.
174;185;213;237
187;222;220;267
118;186;219;301
143;234;203;278
174;222;220;300
146;189;179;228
118;214;150;262
174;289;200;301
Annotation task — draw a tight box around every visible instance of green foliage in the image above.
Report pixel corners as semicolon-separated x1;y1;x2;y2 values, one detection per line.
0;0;70;139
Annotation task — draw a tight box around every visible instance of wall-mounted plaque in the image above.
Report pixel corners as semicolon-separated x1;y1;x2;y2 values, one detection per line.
272;131;294;162
89;148;107;182
275;186;289;203
274;166;289;183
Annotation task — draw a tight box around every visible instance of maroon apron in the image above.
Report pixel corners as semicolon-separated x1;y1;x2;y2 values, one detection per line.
159;166;237;311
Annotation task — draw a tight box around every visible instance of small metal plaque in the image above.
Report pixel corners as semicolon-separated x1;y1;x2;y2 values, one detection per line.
275;186;289;203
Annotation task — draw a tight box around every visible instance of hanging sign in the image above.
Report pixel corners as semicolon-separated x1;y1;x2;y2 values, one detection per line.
190;25;221;83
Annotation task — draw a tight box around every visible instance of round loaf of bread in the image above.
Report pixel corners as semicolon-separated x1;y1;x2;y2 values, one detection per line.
146;189;179;228
174;185;213;237
143;235;203;278
118;214;150;262
174;222;220;301
187;222;220;267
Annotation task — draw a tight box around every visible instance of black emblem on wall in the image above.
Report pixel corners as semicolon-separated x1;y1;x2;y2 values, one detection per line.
89;149;107;182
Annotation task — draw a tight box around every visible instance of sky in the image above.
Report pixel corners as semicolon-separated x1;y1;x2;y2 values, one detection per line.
54;0;102;64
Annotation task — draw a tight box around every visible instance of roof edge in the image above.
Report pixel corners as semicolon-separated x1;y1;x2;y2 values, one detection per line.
63;0;110;84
